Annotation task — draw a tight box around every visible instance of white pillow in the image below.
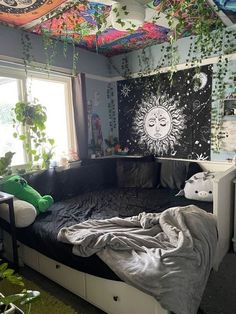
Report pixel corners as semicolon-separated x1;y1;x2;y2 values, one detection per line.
176;172;215;202
0;198;37;228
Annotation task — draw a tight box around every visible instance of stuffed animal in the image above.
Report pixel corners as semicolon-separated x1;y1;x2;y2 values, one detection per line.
1;175;53;213
176;171;215;202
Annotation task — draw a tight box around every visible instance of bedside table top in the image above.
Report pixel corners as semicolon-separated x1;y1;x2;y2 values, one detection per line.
0;191;14;202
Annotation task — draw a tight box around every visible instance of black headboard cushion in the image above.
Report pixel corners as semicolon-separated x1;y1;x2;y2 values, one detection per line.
116;156;160;188
159;159;203;190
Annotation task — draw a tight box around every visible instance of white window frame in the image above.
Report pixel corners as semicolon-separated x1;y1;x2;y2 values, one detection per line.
0;65;77;167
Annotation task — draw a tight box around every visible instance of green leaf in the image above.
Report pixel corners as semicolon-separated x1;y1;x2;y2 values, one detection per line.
48;138;55;145
19;135;26;141
0;264;8;280
20;290;40;305
2;268;14;277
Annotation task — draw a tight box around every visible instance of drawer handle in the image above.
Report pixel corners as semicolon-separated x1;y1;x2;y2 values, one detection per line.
55;264;61;269
113;296;119;302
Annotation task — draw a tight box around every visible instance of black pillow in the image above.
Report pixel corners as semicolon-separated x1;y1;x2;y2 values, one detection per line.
159;159;203;190
23;169;60;200
116;157;159;188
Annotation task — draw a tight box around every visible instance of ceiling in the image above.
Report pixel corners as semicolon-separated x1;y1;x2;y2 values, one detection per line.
0;0;235;57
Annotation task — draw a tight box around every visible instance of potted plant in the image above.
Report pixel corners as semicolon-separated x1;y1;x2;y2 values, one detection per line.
0;152;15;177
0;261;40;314
104;136;119;155
12;99;55;169
88;139;102;158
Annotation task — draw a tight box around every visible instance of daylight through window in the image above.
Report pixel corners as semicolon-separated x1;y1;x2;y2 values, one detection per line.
0;68;76;167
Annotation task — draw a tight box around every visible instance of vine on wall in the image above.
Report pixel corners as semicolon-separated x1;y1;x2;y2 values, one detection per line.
19;0;236;156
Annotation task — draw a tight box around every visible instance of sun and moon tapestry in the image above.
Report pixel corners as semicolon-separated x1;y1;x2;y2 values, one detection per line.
118;65;213;160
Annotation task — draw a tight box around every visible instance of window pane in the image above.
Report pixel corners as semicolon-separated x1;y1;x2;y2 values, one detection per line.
0;77;24;165
28;78;69;160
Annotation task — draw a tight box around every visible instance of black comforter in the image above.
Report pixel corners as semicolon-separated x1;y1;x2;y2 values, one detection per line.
8;187;213;280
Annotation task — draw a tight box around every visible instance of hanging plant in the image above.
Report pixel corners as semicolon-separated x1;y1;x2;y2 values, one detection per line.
12;99;55;169
21;32;35;76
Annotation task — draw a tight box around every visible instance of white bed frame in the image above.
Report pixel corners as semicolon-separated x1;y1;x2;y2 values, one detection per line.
3;163;236;314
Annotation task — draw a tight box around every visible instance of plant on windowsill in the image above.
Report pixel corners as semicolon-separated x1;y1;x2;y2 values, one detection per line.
0;152;15;177
0;261;40;314
12;99;55;170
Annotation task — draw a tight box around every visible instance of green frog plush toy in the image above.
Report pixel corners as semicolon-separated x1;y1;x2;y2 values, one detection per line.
1;175;53;214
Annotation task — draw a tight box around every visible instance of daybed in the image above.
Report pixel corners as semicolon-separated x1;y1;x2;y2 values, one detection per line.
1;157;236;314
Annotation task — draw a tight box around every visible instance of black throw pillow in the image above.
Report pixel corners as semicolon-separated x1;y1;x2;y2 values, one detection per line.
159;159;203;190
116;157;159;188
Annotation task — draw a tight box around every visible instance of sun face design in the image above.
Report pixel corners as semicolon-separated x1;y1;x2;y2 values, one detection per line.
133;94;186;156
145;107;172;140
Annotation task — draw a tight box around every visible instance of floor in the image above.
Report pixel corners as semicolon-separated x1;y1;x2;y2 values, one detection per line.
21;252;236;314
200;252;236;314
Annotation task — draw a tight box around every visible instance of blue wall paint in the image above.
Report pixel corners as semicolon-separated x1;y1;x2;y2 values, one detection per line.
0;25;110;77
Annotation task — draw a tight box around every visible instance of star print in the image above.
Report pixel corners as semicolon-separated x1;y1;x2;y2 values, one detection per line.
120;84;131;98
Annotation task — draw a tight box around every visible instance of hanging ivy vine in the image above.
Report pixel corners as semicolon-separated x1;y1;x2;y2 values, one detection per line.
18;0;236;156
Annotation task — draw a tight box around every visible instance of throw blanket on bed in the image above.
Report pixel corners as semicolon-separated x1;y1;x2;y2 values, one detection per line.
57;205;218;314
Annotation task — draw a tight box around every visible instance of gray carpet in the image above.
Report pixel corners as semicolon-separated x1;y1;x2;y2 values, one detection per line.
200;252;236;314
21;252;236;314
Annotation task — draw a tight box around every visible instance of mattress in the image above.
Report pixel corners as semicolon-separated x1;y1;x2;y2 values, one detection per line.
3;187;213;280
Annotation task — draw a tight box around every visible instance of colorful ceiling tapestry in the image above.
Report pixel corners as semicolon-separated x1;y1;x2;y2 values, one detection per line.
0;0;233;56
31;2;169;56
0;0;67;26
118;65;213;160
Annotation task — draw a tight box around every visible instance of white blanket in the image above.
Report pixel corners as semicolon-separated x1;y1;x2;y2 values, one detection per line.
58;205;218;314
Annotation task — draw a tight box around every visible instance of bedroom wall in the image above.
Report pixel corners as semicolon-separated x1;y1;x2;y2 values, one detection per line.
0;25;110;77
0;25;113;157
108;26;236;162
86;78;118;153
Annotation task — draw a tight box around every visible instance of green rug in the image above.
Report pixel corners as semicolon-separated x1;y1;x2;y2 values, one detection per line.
0;277;78;314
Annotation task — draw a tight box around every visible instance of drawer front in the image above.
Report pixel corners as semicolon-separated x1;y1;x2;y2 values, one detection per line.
86;274;167;314
22;245;40;271
39;253;86;298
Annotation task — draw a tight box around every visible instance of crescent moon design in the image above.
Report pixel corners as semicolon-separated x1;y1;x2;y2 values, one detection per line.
193;72;208;91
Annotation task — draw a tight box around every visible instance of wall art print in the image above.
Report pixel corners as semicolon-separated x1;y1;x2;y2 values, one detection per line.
118;65;213;160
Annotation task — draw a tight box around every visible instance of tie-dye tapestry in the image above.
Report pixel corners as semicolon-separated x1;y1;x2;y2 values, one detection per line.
118;65;212;160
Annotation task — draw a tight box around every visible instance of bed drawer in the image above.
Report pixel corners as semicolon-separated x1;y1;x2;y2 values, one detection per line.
86;274;167;314
39;253;86;298
22;245;40;271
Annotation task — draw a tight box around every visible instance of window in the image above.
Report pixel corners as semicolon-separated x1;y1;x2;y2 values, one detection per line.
0;67;76;167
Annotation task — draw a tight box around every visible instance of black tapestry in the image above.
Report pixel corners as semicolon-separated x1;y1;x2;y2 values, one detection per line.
118;65;212;160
